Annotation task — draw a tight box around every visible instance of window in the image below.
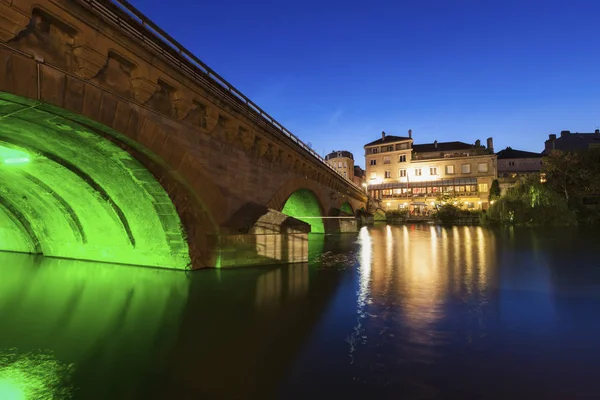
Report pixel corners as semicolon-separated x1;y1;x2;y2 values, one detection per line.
430;167;437;176
478;163;489;173
370;172;377;180
385;170;391;178
338;162;342;168
386;145;394;152
399;169;407;177
508;161;515;167
399;155;407;162
343;171;347;177
370;159;377;166
479;183;489;192
461;164;471;174
383;156;391;164
343;162;347;168
415;168;422;176
446;165;455;175
372;148;379;154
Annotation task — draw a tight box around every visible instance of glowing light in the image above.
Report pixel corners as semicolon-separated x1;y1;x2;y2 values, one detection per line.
0;146;30;166
386;202;391;207
430;202;435;206
453;201;458;205
478;201;482;204
0;379;25;400
490;200;495;205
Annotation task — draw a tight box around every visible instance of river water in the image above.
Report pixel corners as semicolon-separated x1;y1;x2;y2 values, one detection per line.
1;224;599;399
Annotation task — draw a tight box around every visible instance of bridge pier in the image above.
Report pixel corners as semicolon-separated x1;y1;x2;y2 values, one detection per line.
207;205;311;268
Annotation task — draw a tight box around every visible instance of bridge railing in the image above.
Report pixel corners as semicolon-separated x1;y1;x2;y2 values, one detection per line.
77;0;364;193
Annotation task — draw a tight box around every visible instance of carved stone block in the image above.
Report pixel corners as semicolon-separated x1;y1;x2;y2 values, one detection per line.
73;45;107;79
172;98;194;120
0;3;29;42
131;76;157;105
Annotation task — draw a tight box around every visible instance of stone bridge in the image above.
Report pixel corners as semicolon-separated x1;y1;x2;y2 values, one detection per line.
0;0;367;269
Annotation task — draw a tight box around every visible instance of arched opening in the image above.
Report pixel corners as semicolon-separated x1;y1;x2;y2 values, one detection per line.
0;92;190;269
340;201;353;215
281;189;325;234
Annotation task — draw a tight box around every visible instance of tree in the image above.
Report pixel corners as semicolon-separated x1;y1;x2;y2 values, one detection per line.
488;179;501;201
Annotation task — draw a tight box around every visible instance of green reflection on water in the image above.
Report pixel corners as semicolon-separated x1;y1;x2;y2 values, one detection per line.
0;253;190;398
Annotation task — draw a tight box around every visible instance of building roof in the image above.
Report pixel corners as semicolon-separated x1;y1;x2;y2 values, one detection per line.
325;150;354;160
364;135;411;147
544;130;600;153
496;147;542;159
412;141;473;153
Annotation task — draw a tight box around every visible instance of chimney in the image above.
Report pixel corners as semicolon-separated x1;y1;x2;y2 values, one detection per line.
547;134;557;152
382;131;385;141
475;139;481;148
560;130;570;138
487;137;494;153
434;140;438;149
408;129;412;138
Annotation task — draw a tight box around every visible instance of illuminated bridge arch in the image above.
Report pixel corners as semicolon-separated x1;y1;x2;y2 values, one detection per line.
268;178;328;234
340;201;354;215
0;92;209;269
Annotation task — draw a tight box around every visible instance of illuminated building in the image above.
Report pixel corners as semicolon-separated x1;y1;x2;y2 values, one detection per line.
324;150;355;181
496;147;543;193
365;130;497;212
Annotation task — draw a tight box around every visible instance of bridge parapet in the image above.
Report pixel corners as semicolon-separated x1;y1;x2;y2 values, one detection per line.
0;0;366;203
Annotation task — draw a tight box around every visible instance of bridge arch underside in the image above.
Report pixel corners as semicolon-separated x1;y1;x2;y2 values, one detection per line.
281;189;325;234
0;94;190;269
340;201;353;215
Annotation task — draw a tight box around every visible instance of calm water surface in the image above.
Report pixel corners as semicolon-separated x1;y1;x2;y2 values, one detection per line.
1;225;599;399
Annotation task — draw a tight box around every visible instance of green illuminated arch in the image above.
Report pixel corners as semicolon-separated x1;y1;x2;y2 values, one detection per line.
281;189;325;234
0;93;190;269
340;201;353;215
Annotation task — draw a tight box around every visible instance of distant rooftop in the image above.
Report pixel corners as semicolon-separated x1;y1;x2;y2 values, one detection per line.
497;147;542;159
365;130;413;147
412;141;474;153
325;150;354;160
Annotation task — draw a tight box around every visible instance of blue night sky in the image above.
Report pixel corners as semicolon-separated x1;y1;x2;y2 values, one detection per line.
129;0;600;168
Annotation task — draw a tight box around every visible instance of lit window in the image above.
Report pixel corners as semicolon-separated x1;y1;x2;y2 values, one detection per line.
399;169;407;177
461;164;471;174
370;159;377;166
415;168;422;176
399;155;406;162
479;183;489;192
430;167;437;175
385;170;391;178
383;156;391;164
344;162;347;168
446;165;455;175
478;163;489;173
338;162;342;168
370;172;377;180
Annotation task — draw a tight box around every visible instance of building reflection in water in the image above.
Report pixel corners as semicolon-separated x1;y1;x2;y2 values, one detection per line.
254;263;309;313
355;224;496;366
347;227;373;363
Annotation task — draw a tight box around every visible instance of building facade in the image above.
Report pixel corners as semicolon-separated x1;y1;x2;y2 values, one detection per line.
325;150;354;181
496;147;543;194
544;129;600;153
353;165;367;189
365;131;497;212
